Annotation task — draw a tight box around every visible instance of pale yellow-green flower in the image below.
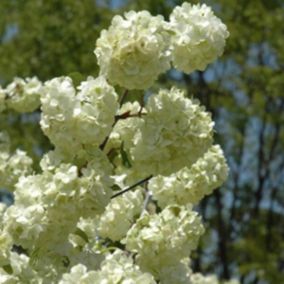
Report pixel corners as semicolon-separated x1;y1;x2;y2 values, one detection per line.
125;205;204;277
60;250;156;284
0;3;231;282
4;162;112;251
98;189;144;241
40;76;118;162
95;11;171;90
0;148;33;192
5;77;42;113
158;258;192;284
190;273;219;284
170;3;229;73
149;145;228;208
129;88;214;177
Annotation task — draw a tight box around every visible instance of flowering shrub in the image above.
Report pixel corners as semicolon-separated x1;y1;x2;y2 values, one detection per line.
0;2;238;283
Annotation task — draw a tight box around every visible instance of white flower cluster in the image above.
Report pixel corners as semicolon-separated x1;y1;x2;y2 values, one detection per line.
0;2;233;283
3;163;112;252
95;3;229;90
40;76;118;162
0;252;41;284
4;77;42;113
125;205;204;278
0;149;33;192
158;258;192;284
60;250;155;284
129;88;213;177
95;11;171;90
0;132;33;191
190;273;219;284
170;3;229;73
98;189;144;241
149;145;228;208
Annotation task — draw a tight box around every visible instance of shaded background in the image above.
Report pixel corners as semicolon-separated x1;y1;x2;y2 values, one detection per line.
0;0;284;283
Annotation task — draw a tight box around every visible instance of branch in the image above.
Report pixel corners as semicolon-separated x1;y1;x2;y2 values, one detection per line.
119;89;128;106
111;175;153;199
99;111;146;151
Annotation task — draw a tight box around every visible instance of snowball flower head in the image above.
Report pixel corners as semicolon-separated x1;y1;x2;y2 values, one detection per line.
125;205;204;276
0;149;33;192
60;250;155;284
149;145;228;208
190;273;219;284
4;163;112;251
5;77;42;112
170;3;229;73
98;189;143;241
93;249;156;283
130;88;214;176
95;11;171;90
158;258;192;284
59;264;96;284
40;76;118;161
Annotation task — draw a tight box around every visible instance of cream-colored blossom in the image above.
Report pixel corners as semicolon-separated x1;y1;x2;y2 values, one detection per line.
0;3;231;282
0;149;33;192
60;250;156;284
40;76;118;162
190;273;219;284
125;205;204;277
5;77;42;112
95;11;171;90
94;249;156;284
59;264;96;284
98;189;144;241
170;3;229;73
158;258;192;284
75;76;118;145
223;280;240;284
224;280;240;284
129;88;213;177
4;163;112;251
149;145;228;208
7;252;40;284
0;268;18;283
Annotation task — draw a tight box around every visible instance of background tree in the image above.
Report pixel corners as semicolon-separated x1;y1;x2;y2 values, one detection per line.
0;0;283;283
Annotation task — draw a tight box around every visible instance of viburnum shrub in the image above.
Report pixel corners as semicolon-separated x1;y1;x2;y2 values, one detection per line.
0;2;238;283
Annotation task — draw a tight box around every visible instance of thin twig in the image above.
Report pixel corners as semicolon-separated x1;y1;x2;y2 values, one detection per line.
119;90;128;106
99;111;146;151
111;175;153;199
